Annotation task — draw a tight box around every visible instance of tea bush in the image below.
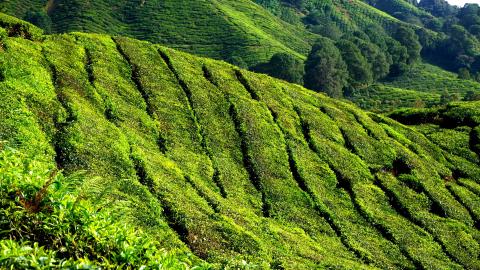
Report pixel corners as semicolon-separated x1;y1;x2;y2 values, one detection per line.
0;146;210;269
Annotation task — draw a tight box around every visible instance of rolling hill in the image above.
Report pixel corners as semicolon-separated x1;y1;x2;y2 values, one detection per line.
351;63;480;112
0;0;429;66
0;0;316;66
1;15;479;269
3;0;480;113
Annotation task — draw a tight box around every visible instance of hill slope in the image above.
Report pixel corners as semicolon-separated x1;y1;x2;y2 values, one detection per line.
0;0;316;66
350;63;480;112
1;17;480;269
0;0;434;65
3;0;480;114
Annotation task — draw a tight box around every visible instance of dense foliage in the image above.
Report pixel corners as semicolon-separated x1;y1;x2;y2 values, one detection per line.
304;37;348;97
1;18;479;268
0;146;209;269
336;39;373;90
252;53;304;84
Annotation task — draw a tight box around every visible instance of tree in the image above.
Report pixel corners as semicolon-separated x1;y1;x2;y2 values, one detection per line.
309;22;343;40
418;0;457;17
364;24;388;50
463;90;480;101
424;17;443;31
304;9;343;40
349;37;390;80
304;37;348;98
459;4;480;28
394;25;422;64
385;38;409;76
336;39;373;88
254;53;304;84
468;24;480;39
446;25;476;57
458;67;472;80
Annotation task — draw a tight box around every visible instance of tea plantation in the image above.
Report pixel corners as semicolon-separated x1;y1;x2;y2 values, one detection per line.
0;15;479;269
0;0;316;66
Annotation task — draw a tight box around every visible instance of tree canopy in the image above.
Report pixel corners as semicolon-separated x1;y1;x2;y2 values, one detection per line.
304;37;348;97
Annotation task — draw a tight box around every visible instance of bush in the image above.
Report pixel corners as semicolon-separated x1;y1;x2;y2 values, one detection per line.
0;146;210;269
253;53;304;84
0;13;43;40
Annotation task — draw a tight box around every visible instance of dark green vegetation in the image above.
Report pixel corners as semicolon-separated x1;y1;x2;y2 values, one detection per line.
1;17;480;269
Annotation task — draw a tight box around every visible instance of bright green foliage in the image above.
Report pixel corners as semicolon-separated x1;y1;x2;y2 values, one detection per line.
383;63;480;97
0;146;208;269
349;63;480;111
0;12;43;40
349;84;441;112
2;1;480;113
1;23;480;269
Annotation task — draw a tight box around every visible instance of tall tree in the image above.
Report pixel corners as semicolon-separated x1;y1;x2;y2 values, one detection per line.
394;25;422;64
254;53;304;84
385;38;409;76
304;37;348;97
349;36;390;80
336;39;373;89
419;0;457;17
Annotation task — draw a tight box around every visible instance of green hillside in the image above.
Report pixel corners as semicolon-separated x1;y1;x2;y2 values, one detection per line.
3;0;480;114
0;0;316;66
1;17;480;269
382;63;480;95
0;0;430;66
349;63;480;111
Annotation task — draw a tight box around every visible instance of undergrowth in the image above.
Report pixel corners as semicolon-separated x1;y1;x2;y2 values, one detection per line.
0;145;211;269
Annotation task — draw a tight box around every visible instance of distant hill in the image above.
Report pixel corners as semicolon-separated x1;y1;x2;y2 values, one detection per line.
0;0;316;66
1;15;479;269
0;0;429;66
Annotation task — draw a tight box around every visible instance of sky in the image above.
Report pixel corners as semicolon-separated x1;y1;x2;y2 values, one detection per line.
446;0;480;7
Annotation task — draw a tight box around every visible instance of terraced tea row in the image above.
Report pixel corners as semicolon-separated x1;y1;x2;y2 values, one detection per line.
1;26;479;268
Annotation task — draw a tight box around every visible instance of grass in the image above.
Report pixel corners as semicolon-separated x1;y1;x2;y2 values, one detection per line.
0;17;479;269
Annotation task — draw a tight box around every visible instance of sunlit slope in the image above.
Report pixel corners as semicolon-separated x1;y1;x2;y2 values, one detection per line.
383;63;480;96
0;0;315;66
1;23;479;268
349;63;480;112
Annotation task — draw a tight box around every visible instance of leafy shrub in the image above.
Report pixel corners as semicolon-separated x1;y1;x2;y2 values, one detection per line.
0;13;43;40
0;146;210;269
